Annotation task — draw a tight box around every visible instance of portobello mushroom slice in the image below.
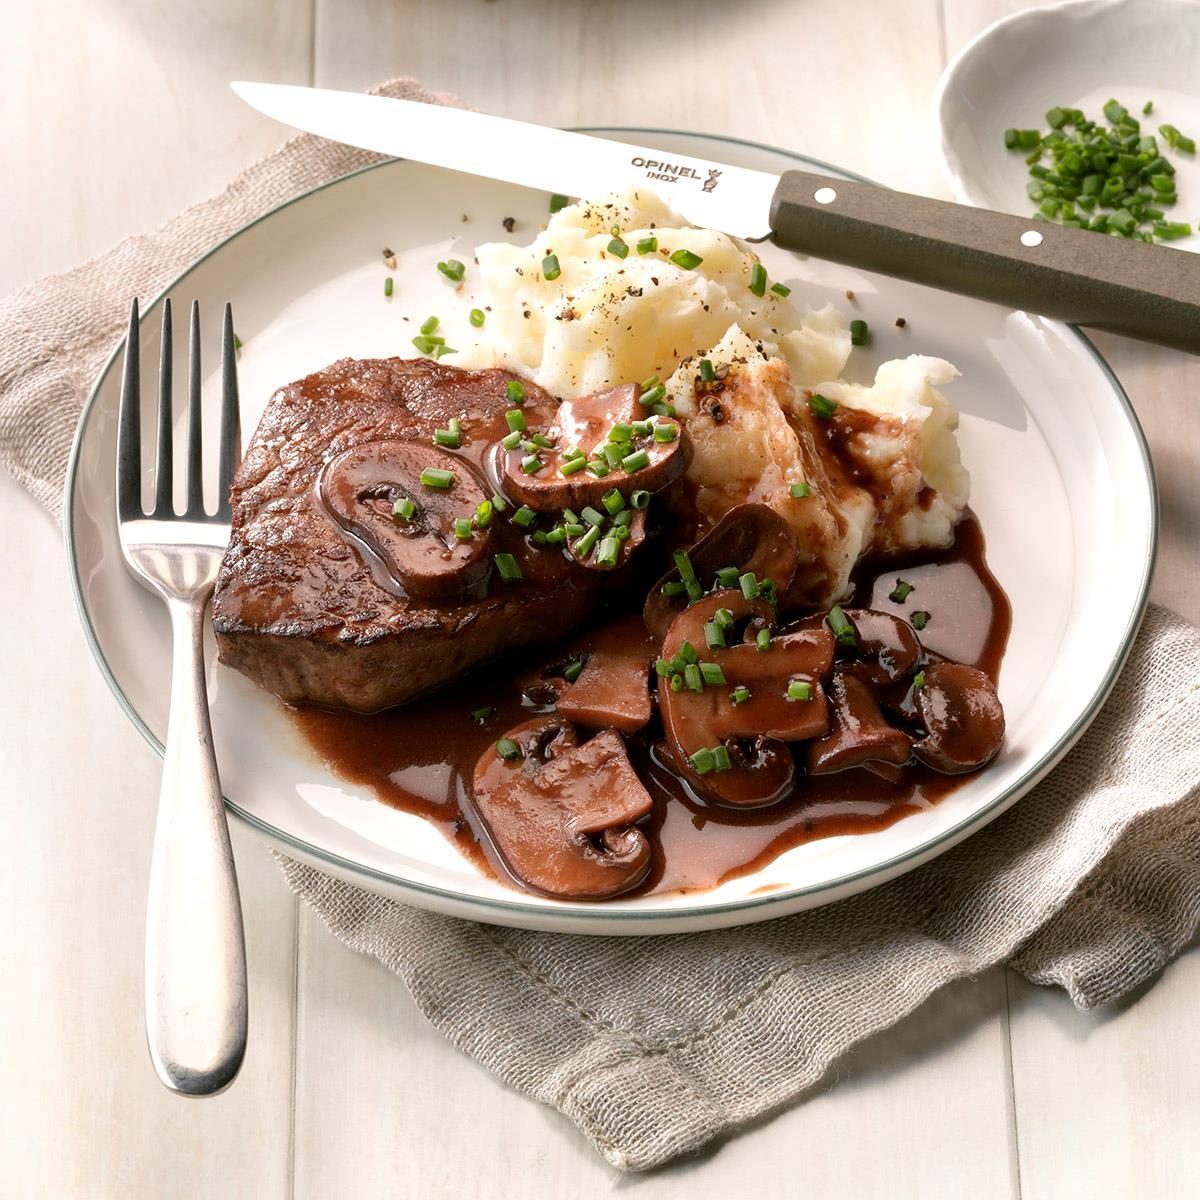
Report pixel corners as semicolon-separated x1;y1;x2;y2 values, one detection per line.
807;667;913;775
912;663;1005;773
498;382;687;512
554;615;655;733
836;608;923;685
471;716;653;899
645;504;799;641
319;440;491;599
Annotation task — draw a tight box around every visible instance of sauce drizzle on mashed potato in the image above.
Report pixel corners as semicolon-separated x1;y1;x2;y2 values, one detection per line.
454;189;969;604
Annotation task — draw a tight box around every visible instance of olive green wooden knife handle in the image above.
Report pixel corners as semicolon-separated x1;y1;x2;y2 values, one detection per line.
769;168;1200;354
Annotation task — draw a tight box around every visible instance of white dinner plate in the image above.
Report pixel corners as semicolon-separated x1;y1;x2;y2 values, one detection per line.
65;130;1156;934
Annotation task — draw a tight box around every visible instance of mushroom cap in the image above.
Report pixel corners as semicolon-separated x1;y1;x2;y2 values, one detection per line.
657;590;832;809
913;663;1005;773
807;667;913;775
498;383;688;512
319;439;490;599
471;716;653;899
554;614;655;733
645;504;799;642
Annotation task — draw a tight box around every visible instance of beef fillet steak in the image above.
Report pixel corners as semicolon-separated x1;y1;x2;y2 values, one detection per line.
212;357;604;712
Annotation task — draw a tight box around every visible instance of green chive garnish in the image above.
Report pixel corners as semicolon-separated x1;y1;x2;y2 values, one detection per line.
505;379;526;405
500;430;522;450
689;747;716;774
521;454;543;474
704;621;726;650
575;524;601;557
684;663;703;692
787;679;813;702
630;490;650;510
731;685;751;706
770;282;791;297
491;494;507;513
712;745;732;772
434;426;461;448
698;358;715;382
636;236;658;254
739;572;759;600
607;237;629;259
493;553;523;582
678;640;698;665
384;277;394;297
469;308;486;328
700;662;726;686
639;383;666;408
581;506;606;528
511;505;536;528
437;259;465;282
755;628;771;652
454;517;473;540
608;422;634;443
560;457;586;476
601;489;625;515
622;448;649;473
420;467;454;490
472;706;494;723
233;333;244;351
654;423;678;443
662;580;686;597
563;522;585;537
670;248;704;270
392;497;416;521
913;671;926;690
749;262;767;297
670;674;683;693
850;319;869;346
810;393;838;419
542;254;561;282
889;579;914;603
789;481;812;498
596;535;621;568
420;315;439;335
587;459;610;477
504;409;526;434
474;500;494;529
563;659;584;683
496;737;522;761
549;193;569;213
827;604;857;647
715;566;740;587
911;610;930;631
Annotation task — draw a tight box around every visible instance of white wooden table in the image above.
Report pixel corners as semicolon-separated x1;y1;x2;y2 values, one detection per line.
4;2;1199;1195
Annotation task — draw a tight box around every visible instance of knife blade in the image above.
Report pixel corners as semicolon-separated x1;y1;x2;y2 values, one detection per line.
233;80;1200;354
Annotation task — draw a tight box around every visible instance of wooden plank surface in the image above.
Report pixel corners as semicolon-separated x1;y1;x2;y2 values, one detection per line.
3;0;1200;1195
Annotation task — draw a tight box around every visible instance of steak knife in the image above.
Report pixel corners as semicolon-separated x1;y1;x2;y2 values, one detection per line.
233;81;1200;355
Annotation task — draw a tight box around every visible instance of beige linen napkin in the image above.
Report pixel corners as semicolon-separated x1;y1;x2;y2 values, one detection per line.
6;78;1200;1172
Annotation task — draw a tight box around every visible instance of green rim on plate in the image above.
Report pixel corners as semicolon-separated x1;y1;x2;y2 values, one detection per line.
62;130;1159;925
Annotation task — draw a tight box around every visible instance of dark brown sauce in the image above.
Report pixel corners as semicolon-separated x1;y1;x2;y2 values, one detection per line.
291;513;1010;897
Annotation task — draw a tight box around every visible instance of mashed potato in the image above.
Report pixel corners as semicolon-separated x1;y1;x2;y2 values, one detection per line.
454;190;969;603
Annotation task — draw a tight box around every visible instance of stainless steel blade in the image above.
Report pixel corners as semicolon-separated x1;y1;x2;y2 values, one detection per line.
231;81;778;239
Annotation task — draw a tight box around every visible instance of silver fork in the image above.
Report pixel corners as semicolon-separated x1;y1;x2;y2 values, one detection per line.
117;296;247;1096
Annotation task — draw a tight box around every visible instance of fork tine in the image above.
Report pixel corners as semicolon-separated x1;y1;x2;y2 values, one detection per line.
116;298;142;521
217;303;241;520
153;299;174;516
185;300;204;516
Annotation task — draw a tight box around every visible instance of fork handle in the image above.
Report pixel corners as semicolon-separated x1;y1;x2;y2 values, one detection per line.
145;594;247;1095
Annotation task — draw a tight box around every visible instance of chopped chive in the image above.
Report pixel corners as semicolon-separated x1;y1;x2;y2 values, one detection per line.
560;457;587;476
622;448;650;473
383;277;394;297
654;658;673;677
491;493;507;513
505;379;526;405
563;522;585;537
640;373;660;390
748;262;767;296
608;422;634;443
607;237;629;259
434;426;461;448
542;254;561;282
700;662;726;686
521;454;543;474
601;488;626;515
704;621;726;650
549;193;569;213
500;430;522;450
911;610;930;631
639;383;666;407
511;505;536;528
849;318;869;346
698;358;715;382
630;490;650;510
670;673;683;693
689;746;716;774
545;526;566;544
771;281;792;297
437;259;466;282
827;604;857;647
654;423;678;443
469;308;486;328
889;578;914;603
581;506;606;528
563;659;584;683
493;552;523;583
496;737;523;762
636;235;658;254
738;571;759;600
529;433;555;449
712;744;732;772
392;497;416;521
789;481;812;498
233;332;243;351
472;706;494;723
731;685;751;706
678;640;698;665
661;580;686;597
787;679;814;702
913;671;926;690
575;524;601;557
602;442;626;469
504;409;526;434
587;459;610;477
755;627;771;652
714;607;735;631
670;248;704;269
652;402;675;418
454;517;473;540
684;663;703;692
474;500;494;529
715;566;740;588
673;550;697;585
632;418;653;436
809;392;838;419
596;535;621;568
1143;100;1154;116
420;315;439;335
420;467;454;490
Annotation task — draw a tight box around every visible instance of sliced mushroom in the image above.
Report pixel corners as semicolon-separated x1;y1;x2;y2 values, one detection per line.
912;663;1005;773
498;383;687;511
807;668;913;775
645;504;799;641
555;615;654;733
839;608;923;685
470;716;653;899
657;591;832;809
319;440;490;599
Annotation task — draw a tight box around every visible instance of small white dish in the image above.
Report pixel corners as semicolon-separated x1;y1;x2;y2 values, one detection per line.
936;0;1200;250
65;132;1156;934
